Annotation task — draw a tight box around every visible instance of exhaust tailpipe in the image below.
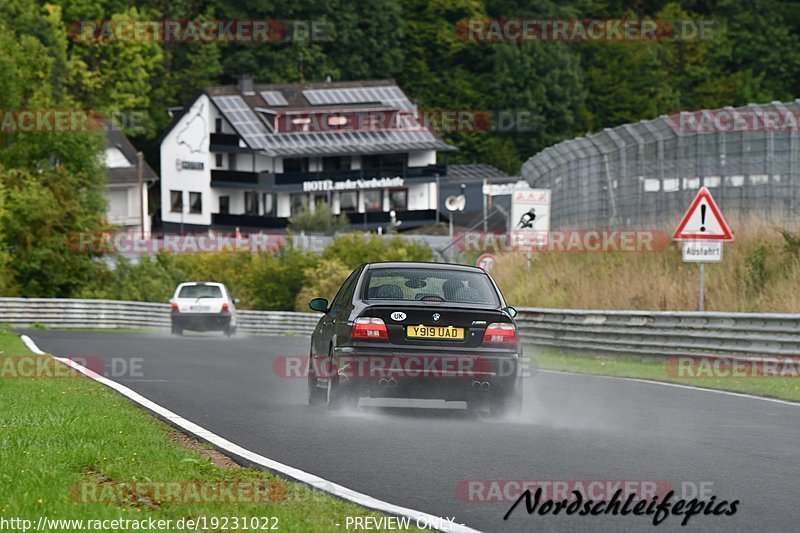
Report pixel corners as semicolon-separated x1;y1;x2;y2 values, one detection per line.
387;378;397;387
480;381;491;391
472;381;482;390
379;378;388;387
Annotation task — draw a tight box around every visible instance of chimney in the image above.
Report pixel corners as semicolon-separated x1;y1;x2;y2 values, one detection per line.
237;75;255;95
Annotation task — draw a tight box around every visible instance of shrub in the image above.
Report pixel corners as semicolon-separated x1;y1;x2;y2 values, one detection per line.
322;233;432;268
79;233;434;311
245;247;318;310
294;258;353;312
288;205;349;234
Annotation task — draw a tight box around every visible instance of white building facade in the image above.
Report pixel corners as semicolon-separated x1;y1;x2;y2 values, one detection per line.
106;122;156;234
159;79;454;232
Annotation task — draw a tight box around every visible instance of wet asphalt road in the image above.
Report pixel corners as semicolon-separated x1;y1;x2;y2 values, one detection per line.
25;330;800;532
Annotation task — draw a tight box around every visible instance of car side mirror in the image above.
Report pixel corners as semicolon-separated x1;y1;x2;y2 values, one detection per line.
309;297;329;313
506;307;517;318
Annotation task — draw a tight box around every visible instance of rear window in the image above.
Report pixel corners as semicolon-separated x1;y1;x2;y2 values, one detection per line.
178;285;223;299
364;268;499;305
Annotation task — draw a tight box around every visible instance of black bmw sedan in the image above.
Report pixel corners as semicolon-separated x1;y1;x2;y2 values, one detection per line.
307;262;522;416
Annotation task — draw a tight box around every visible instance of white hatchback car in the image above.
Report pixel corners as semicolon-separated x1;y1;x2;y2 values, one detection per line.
170;282;238;336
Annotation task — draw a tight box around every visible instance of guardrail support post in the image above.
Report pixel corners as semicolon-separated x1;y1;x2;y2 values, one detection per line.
698;263;705;312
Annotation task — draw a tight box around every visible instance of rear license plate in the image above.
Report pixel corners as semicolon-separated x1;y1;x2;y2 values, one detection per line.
189;305;210;312
406;325;464;340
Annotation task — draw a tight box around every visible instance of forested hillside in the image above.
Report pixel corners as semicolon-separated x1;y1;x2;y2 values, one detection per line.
1;0;800;298
4;0;800;173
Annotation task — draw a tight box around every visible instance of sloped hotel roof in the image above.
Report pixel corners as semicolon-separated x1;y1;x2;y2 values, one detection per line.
202;80;456;157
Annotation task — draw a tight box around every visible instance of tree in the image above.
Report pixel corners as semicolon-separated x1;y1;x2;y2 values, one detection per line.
0;3;108;296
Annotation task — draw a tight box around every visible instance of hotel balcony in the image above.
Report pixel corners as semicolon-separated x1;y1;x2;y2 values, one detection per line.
210;170;274;188
274;164;447;186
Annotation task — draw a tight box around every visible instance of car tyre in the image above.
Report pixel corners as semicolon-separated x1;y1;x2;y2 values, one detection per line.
466;398;487;417
326;351;356;410
307;354;326;406
490;390;523;418
224;325;236;337
171;324;182;336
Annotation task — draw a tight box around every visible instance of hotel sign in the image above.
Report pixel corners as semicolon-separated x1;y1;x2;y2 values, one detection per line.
176;159;205;171
303;177;404;192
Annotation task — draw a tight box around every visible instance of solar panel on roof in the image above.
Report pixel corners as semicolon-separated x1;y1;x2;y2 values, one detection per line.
261;91;288;106
211;95;269;150
211;92;450;156
303;86;412;109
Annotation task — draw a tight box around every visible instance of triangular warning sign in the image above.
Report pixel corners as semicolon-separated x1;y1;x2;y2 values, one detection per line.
673;187;734;241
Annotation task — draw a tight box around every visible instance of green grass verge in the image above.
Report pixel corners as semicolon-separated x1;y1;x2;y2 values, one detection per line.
530;347;800;403
0;330;408;531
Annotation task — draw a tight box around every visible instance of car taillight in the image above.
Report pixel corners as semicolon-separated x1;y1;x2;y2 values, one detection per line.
221;303;229;313
483;323;516;345
351;317;388;340
171;302;179;312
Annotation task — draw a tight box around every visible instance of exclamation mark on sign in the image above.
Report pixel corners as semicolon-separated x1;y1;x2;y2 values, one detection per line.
700;204;706;232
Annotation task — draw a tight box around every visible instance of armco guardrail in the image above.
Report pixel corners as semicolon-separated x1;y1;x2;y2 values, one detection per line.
0;298;319;336
3;298;798;356
516;307;800;357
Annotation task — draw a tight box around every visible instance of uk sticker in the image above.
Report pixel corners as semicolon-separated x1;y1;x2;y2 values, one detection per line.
390;312;407;321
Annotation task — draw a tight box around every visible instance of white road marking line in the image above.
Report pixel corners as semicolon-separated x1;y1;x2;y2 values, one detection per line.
538;368;800;407
20;335;478;533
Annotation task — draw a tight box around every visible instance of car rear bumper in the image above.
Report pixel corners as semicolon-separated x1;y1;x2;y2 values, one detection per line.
171;312;231;330
328;347;521;401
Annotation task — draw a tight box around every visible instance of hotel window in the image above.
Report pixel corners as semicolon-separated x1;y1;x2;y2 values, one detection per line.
215;118;223;133
283;158;308;173
189;192;202;214
381;153;406;170
314;194;328;207
215;154;223;168
389;188;407;211
362;153;405;170
170;190;183;213
262;193;275;216
244;192;257;215
322;156;351;172
363;190;382;212
290;193;308;215
361;155;381;170
339;191;358;212
326;115;349;130
219;196;230;214
228;153;237;171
